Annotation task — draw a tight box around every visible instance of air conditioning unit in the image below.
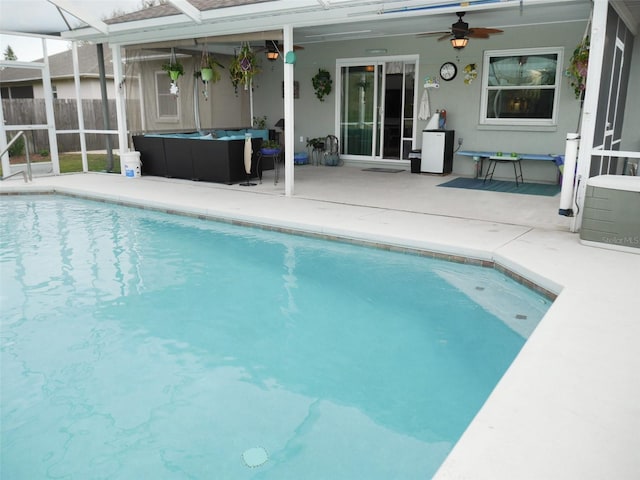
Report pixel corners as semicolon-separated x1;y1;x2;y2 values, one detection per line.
579;175;640;253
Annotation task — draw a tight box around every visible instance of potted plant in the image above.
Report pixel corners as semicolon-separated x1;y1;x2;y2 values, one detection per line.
200;50;224;83
163;49;184;82
567;36;589;99
312;68;332;101
306;137;324;150
229;43;261;93
260;139;281;154
162;60;184;81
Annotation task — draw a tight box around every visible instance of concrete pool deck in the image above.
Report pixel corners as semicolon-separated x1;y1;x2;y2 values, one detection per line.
2;168;639;479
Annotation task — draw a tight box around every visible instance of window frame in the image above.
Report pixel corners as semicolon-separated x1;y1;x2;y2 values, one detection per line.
154;71;180;121
479;47;563;127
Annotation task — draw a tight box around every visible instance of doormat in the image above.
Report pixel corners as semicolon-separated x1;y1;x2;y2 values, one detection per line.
438;177;560;196
362;168;405;173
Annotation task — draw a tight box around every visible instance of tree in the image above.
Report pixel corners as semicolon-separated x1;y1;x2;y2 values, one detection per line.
3;45;17;61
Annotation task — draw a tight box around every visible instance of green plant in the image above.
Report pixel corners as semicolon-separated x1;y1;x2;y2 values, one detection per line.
199;51;224;83
567;36;589;99
312;68;332;101
253;116;267;129
306;137;324;149
8;135;24;157
261;139;280;150
162;60;184;80
229;43;261;93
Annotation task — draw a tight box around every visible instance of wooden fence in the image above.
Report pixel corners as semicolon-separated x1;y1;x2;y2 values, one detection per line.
2;98;119;154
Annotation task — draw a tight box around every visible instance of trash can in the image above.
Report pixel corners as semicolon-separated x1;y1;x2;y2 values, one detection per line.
409;150;421;173
121;151;141;178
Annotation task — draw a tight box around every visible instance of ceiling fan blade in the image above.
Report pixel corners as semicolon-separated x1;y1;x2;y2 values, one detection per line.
415;30;451;38
293;45;304;51
469;27;503;35
468;32;490;39
437;33;453;41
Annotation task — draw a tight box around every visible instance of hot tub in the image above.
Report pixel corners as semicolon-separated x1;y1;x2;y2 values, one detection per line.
580;175;640;253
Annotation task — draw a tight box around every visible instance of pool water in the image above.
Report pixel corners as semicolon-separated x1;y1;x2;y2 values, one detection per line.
0;196;550;479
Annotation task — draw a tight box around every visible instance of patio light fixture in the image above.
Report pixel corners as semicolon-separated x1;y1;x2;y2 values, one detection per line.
451;37;468;49
266;40;280;61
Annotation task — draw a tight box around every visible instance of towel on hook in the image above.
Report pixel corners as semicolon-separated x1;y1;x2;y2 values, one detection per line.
418;88;431;120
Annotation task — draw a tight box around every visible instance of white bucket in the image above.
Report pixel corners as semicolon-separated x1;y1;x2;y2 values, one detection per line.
122;151;141;178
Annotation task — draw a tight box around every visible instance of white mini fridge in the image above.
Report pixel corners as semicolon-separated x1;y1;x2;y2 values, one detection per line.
421;129;454;174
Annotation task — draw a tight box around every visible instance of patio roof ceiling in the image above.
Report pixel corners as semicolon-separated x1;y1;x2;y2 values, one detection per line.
2;0;638;53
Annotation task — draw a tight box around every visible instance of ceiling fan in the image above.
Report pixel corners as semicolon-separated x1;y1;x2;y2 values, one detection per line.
416;12;503;49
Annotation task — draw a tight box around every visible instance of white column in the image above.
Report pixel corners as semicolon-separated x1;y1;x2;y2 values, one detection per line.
571;0;608;232
0;90;8;175
112;44;130;175
41;39;61;175
283;24;295;196
71;42;88;172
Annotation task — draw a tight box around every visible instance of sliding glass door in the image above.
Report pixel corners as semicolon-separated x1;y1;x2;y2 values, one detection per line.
338;56;417;161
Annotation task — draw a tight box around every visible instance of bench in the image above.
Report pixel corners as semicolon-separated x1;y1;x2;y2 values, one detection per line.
457;150;563;182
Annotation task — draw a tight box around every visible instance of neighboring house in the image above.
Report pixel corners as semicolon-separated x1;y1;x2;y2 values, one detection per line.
0;44;114;99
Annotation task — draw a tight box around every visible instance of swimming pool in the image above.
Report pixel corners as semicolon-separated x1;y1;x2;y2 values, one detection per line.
0;195;550;479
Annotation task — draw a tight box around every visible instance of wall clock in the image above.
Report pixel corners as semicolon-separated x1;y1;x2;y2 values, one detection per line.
439;62;457;81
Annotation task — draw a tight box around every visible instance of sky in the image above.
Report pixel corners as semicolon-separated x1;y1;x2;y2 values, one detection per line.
0;0;142;61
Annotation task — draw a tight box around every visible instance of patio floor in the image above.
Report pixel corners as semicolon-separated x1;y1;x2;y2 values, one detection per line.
1;165;639;479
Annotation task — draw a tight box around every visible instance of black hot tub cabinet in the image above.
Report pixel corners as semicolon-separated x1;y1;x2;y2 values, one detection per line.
132;131;268;185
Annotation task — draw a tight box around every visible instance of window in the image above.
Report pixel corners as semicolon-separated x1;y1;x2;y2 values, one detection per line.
1;85;34;99
480;47;562;126
155;71;179;119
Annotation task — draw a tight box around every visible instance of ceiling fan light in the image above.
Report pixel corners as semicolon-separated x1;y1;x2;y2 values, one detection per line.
266;51;279;61
451;37;468;49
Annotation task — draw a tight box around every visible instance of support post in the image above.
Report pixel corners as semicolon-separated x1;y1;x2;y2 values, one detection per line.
97;44;114;172
571;0;608;232
112;44;130;175
72;42;88;172
283;24;295;196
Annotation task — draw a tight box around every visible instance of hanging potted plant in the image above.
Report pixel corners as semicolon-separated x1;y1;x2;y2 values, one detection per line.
162;60;184;81
312;68;332;102
229;43;261;93
198;48;224;101
162;48;184;82
200;49;224;83
567;36;589;99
